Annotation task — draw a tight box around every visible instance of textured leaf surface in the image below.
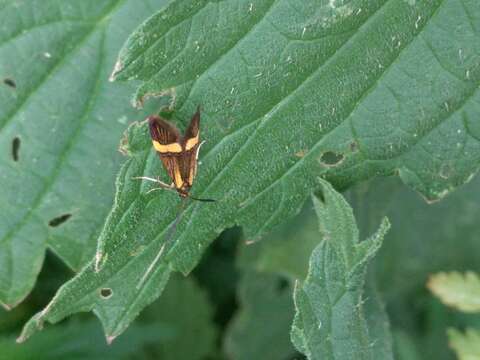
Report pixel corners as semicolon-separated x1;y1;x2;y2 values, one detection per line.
0;0;167;308
291;179;391;360
448;328;480;360
21;0;480;340
0;320;167;360
428;271;480;313
224;271;297;360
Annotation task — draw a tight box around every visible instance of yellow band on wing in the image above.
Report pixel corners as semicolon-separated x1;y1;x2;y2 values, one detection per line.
173;161;183;188
153;140;182;153
185;134;199;150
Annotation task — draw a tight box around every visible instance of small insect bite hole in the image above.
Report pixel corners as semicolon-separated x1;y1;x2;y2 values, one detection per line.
320;151;345;166
48;213;72;227
12;137;20;161
3;78;16;88
100;288;113;299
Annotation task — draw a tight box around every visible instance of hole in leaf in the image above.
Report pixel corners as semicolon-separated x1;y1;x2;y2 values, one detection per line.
319;151;344;167
48;213;72;227
276;278;289;293
12;137;20;161
100;288;113;299
3;78;16;88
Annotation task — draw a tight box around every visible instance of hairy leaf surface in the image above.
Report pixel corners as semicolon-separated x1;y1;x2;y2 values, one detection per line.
21;0;480;340
291;179;391;359
0;0;168;308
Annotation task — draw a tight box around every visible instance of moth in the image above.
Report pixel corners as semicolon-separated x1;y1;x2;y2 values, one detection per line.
135;106;214;202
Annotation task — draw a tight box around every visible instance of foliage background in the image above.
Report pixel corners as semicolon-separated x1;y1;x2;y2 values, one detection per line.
1;0;479;359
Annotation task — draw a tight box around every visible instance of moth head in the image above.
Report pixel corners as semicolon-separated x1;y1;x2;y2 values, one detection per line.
178;184;191;198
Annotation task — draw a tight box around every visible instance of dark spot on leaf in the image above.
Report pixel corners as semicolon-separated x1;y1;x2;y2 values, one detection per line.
3;78;16;88
100;288;113;299
48;213;72;227
349;141;358;152
12;137;20;161
276;278;289;293
319;151;344;166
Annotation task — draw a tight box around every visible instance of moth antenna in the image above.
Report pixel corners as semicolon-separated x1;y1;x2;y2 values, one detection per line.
189;196;216;202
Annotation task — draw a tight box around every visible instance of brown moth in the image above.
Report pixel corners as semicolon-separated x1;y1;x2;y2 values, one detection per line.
135;106;214;202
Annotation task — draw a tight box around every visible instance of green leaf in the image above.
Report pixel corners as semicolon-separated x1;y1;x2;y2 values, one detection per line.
448;328;480;360
238;190;393;359
224;271;297;360
362;272;395;360
113;0;480;202
291;178;391;360
392;331;423;360
346;175;480;360
138;274;217;360
22;0;480;340
428;271;480;313
237;198;319;280
0;0;168;308
0;320;168;360
367;174;480;300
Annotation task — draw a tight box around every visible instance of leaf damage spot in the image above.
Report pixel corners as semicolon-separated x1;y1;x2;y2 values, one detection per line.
424;188;451;204
134;87;176;109
100;288;113;299
12;137;20;161
319;151;345;167
129;245;146;257
295;149;307;158
3;77;16;88
48;213;72;227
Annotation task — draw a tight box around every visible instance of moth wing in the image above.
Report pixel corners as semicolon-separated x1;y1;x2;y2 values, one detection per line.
184;106;200;141
148;116;183;188
181;107;201;186
148;115;181;145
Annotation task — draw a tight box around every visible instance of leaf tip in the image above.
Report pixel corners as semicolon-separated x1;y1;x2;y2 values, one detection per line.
0;300;12;311
106;334;117;345
17;313;45;343
109;60;124;82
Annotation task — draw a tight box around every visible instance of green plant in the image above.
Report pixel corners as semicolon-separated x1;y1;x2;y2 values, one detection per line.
1;0;479;359
428;271;480;360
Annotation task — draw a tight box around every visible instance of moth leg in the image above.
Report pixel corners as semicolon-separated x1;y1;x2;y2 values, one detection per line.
132;176;174;189
133;176;177;195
